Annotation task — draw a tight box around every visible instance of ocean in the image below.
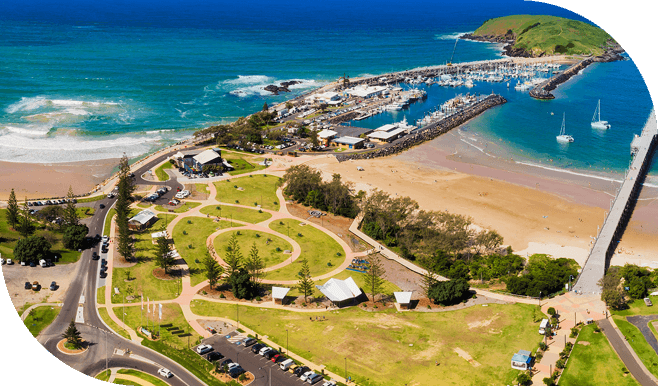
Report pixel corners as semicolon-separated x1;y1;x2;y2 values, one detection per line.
0;0;654;178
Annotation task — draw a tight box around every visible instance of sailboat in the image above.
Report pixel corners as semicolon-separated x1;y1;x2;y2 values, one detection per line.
591;100;611;129
556;113;574;143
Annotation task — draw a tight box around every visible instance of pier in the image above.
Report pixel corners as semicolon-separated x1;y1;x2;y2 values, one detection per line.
529;58;593;99
573;111;658;294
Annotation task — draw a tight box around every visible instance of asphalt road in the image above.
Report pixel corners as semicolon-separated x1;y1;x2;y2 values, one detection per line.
599;318;658;386
36;148;205;386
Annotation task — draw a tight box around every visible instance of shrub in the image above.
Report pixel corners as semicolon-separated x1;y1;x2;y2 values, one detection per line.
256;233;260;238
236;230;241;235
220;293;226;299
517;372;532;386
547;307;556;316
259;209;263;213
543;377;555;386
254;202;258;206
187;220;192;224
570;327;579;338
297;232;303;237
593;323;601;333
183;230;187;235
555;358;566;369
279;221;284;225
276;247;281;252
235;200;239;203
234;185;238;188
188;244;193;249
539;342;548;351
336;252;341;256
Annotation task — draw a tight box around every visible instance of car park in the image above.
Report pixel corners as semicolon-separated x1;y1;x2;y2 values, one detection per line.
300;371;314;381
307;373;323;384
251;343;265;354
196;344;213;354
157;368;173;378
206;351;224;362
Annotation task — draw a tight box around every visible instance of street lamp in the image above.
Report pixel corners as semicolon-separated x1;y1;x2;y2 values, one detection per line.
539;291;542;307
286;329;289;355
345;357;347;383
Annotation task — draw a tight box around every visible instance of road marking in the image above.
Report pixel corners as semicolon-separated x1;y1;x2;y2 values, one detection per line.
75;306;85;324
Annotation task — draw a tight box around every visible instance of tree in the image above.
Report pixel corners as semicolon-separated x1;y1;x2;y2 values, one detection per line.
63;224;89;250
428;278;470;306
63;186;79;226
6;188;20;229
154;231;175;274
16;199;35;238
224;233;243;275
517;372;532;386
203;255;223;290
364;252;385;302
246;242;264;284
296;258;314;303
14;235;51;264
262;102;269;111
309;129;319;148
602;288;626;310
62;319;83;349
115;155;134;262
229;268;256;299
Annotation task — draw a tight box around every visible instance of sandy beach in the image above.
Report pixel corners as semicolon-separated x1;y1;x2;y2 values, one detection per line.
0;159;118;201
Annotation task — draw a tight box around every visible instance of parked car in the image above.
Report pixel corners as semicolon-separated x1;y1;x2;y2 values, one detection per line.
322;380;337;386
24;281;32;290
49;281;57;291
307;373;323;384
7;259;13;265
220;358;233;367
157;368;173;378
271;354;281;362
196;344;213;354
264;349;278;360
280;359;294;371
259;346;272;356
300;371;314;381
100;271;107;278
29;261;36;267
242;337;257;347
228;366;245;378
294;366;310;377
251;343;265;354
207;351;224;362
32;281;40;290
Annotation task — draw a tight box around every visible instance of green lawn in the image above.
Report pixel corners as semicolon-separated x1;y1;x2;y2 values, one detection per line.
286;269;401;298
190;300;542;386
123;303;201;350
97;286;106;305
199;204;272;224
195;183;210;194
223;153;268;176
613;315;658;379
560;323;639;386
214;174;280;211
103;208;117;237
114;379;143;386
613;297;658;317
96;369;112;381
77;195;106;203
265;219;344;281
112;214;180;303
155;201;201;213
155;161;175;181
116;369;170;386
172;217;236;286
213;229;292;269
0;209;80;263
98;307;131;340
23;305;61;337
77;207;96;219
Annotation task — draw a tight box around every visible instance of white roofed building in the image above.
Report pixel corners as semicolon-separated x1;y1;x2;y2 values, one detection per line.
272;286;291;305
332;136;365;149
318;129;338;146
367;126;407;143
394;291;413;310
316;277;362;306
128;210;157;231
345;85;387;99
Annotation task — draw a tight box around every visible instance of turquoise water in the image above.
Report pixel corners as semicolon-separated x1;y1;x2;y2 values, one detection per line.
0;0;653;176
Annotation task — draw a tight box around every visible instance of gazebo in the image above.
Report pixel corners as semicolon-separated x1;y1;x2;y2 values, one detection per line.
315;277;362;307
272;287;291;305
393;291;413;310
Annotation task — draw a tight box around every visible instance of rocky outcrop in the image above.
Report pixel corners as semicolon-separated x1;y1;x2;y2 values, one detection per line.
264;80;302;95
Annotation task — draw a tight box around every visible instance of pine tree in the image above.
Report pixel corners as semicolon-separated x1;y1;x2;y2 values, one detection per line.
262;102;269;111
203;255;223;290
297;258;314;303
62;319;83;349
224;233;243;275
16;199;34;238
63;186;79;226
154;229;175;274
6;188;20;229
246;242;264;284
364;252;386;302
115;155;134;262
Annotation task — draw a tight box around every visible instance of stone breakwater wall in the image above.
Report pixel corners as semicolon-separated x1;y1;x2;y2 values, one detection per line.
335;94;507;162
529;58;594;100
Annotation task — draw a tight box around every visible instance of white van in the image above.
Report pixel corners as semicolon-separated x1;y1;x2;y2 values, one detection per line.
280;359;294;371
539;318;550;334
39;259;48;268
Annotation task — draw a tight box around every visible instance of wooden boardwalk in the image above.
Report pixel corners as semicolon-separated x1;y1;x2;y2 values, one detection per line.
574;111;658;294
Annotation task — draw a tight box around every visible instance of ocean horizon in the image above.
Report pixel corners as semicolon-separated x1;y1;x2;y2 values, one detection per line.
0;0;654;178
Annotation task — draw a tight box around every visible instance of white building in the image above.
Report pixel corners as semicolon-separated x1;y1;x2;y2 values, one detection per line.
345;85;387;99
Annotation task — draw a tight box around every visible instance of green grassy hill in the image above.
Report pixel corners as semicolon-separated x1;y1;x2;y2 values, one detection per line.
471;15;613;56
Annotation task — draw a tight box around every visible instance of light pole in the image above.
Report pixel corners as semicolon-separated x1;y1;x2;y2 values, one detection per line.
539;291;541;307
345;357;347;383
286;329;289;355
237;303;239;328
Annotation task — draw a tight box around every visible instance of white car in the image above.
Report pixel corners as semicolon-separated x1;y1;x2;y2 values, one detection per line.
157;368;173;378
259;346;272;356
322;380;337;386
7;259;13;265
1;258;4;265
196;344;213;354
300;371;314;381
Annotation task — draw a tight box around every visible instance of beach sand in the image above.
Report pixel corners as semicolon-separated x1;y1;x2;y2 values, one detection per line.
0;159;118;201
306;131;658;267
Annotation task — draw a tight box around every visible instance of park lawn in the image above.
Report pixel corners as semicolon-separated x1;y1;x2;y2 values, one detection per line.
214;174;280;211
195;183;210;194
114;379;144;386
96;370;112;381
213;229;292;269
190;300;541;386
199;204;272;224
137;202;154;209
560;323;639;386
123;303;202;351
172;217;235;286
155;201;201;213
155;161;174;181
265;219;344;281
612;297;658;316
285;269;401;299
76;207;95;219
104;208;117;237
23;305;61;337
223;153;268;176
116;369;169;386
98;307;131;340
97;287;106;305
613;315;658;378
112;214;180;303
77;195;106;203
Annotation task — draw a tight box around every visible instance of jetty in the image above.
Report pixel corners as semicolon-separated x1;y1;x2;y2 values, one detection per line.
573;111;658;294
529;58;593;99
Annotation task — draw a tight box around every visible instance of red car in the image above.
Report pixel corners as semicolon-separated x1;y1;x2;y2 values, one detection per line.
271;354;281;363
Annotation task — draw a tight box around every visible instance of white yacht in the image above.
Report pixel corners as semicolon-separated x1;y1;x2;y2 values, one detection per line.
556;113;574;143
591;100;611;129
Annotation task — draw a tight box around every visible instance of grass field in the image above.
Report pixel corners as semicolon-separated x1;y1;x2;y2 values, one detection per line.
223;153;268;176
97;286;106;305
613;315;658;378
172;217;236;286
98;307;131;340
155;161;175;181
612;297;658;317
77;207;96;219
116;369;169;386
22;305;61;337
155;201;201;213
199;204;272;224
123;303;201;350
286;269;401;299
77;195;106;203
214;174;280;211
112;214;180;303
0;209;81;263
213;229;292;269
560;323;639;386
103;208;117;237
190;300;541;386
195;183;210;194
96;370;111;381
265;219;343;281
